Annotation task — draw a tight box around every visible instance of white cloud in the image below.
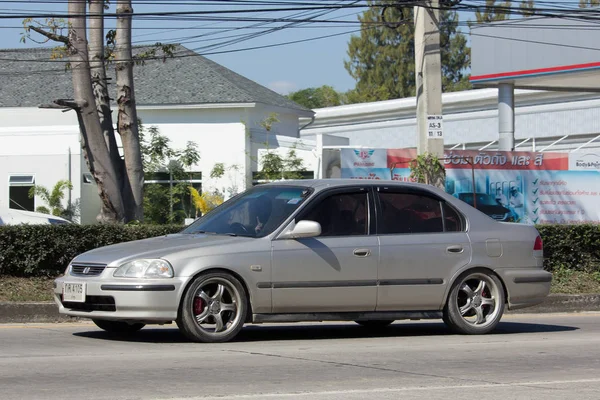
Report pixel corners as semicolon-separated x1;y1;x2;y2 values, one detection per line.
268;81;298;95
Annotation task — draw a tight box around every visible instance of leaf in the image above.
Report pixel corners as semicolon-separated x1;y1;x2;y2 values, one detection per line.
345;1;471;102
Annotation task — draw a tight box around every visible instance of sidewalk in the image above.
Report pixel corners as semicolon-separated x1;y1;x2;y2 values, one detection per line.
1;294;600;323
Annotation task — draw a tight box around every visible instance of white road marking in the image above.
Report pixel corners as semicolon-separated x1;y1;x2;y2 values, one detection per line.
166;378;600;399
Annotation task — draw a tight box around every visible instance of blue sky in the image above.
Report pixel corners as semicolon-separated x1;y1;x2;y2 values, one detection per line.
0;2;476;95
0;2;369;94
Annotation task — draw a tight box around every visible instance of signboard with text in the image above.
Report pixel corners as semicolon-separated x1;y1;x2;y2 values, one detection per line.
341;148;600;224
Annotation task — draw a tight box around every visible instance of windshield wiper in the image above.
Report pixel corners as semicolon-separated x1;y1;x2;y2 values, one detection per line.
191;230;239;237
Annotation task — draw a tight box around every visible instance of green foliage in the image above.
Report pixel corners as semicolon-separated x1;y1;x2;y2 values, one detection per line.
211;163;226;179
474;1;512;22
209;163;241;198
519;0;536;16
536;225;600;274
256;148;307;181
251;113;308;182
344;1;471;103
2;224;600;279
287;85;344;109
409;153;446;188
550;265;600;294
28;180;78;221
180;141;201;172
142;182;191;225
0;224;183;277
260;113;280;132
579;0;600;7
139;122;201;224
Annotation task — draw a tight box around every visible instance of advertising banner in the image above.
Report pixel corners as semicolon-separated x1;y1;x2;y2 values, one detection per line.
341;148;600;224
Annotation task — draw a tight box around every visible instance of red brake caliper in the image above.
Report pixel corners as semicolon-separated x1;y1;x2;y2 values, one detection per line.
194;297;205;315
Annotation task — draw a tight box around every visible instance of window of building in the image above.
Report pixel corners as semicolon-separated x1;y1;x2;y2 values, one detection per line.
8;175;35;211
299;191;369;237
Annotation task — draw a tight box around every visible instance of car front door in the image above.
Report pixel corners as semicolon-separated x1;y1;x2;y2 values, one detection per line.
375;187;472;311
271;187;379;313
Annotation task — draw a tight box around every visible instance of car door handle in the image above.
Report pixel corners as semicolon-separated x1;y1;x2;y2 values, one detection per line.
353;249;371;258
447;245;464;253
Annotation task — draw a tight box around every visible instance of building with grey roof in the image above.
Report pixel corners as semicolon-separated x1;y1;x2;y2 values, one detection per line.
0;45;316;223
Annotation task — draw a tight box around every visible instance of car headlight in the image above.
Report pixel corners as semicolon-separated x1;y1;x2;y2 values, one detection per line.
113;259;174;279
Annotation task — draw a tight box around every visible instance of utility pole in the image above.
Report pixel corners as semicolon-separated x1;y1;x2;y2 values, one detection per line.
414;0;444;157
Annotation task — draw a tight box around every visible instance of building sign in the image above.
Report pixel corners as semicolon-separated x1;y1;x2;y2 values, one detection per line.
341;148;388;169
341;148;600;225
427;115;443;138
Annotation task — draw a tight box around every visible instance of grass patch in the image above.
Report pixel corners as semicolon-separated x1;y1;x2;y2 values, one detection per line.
0;276;55;302
1;270;600;302
550;267;600;295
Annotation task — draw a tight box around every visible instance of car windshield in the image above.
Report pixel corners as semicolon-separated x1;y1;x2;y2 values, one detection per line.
458;193;501;207
182;185;312;238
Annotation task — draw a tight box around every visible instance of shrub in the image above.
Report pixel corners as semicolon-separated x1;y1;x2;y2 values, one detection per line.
0;224;599;278
0;224;183;277
536;224;600;273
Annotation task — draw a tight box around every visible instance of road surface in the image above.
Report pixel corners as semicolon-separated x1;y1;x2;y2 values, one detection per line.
1;313;599;399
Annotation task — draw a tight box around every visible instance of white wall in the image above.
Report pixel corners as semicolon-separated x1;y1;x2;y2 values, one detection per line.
246;104;306;138
300;89;600;152
0;111;81;213
136;107;250;198
0;103;308;221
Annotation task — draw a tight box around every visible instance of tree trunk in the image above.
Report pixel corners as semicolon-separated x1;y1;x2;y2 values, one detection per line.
116;0;144;222
88;0;124;191
67;0;126;223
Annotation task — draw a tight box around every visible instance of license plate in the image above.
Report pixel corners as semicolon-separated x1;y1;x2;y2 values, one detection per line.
63;282;86;303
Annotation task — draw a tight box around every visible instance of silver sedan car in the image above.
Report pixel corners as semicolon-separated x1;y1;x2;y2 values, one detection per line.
54;180;551;342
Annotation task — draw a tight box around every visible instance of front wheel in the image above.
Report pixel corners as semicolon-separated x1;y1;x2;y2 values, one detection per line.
177;272;248;343
443;270;505;335
92;319;145;334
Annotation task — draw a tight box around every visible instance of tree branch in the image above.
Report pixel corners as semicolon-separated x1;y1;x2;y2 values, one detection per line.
53;98;86;110
29;25;69;44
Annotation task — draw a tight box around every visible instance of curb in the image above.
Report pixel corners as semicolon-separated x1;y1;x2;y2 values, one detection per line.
0;302;78;323
1;294;600;324
506;293;600;314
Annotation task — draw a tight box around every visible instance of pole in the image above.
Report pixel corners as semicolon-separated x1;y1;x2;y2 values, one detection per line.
169;170;173;219
498;83;515;151
68;147;72;208
414;0;444;157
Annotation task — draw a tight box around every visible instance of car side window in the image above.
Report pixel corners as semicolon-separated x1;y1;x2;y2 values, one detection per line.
378;191;462;234
300;192;369;237
442;202;463;232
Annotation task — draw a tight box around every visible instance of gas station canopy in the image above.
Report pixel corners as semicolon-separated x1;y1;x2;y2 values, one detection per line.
470;16;600;92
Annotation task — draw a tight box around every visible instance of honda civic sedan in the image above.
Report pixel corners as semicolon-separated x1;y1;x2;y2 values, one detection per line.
54;180;551;342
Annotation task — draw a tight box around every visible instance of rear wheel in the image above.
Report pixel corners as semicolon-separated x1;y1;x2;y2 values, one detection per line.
443;270;505;335
92;319;145;334
177;272;248;343
355;320;394;328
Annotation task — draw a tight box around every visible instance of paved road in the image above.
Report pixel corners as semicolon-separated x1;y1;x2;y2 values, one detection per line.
1;313;600;400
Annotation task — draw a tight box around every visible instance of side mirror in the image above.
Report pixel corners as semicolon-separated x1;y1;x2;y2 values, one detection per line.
279;220;321;239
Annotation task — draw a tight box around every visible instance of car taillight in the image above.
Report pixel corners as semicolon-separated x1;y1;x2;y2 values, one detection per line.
533;235;543;251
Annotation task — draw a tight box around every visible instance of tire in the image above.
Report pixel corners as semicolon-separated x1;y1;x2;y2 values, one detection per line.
355;320;394;329
177;272;248;343
443;269;505;335
92;319;145;334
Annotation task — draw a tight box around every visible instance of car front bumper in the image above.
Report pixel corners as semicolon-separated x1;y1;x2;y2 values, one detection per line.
54;274;190;322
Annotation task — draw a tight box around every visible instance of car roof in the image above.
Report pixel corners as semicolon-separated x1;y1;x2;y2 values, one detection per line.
262;179;443;192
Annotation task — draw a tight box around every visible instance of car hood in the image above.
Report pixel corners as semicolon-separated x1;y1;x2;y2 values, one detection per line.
72;233;249;266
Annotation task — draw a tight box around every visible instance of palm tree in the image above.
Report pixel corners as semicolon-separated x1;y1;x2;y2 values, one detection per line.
28;180;76;220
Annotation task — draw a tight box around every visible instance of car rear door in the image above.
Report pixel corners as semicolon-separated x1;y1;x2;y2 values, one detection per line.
375;186;472;311
270;186;379;313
